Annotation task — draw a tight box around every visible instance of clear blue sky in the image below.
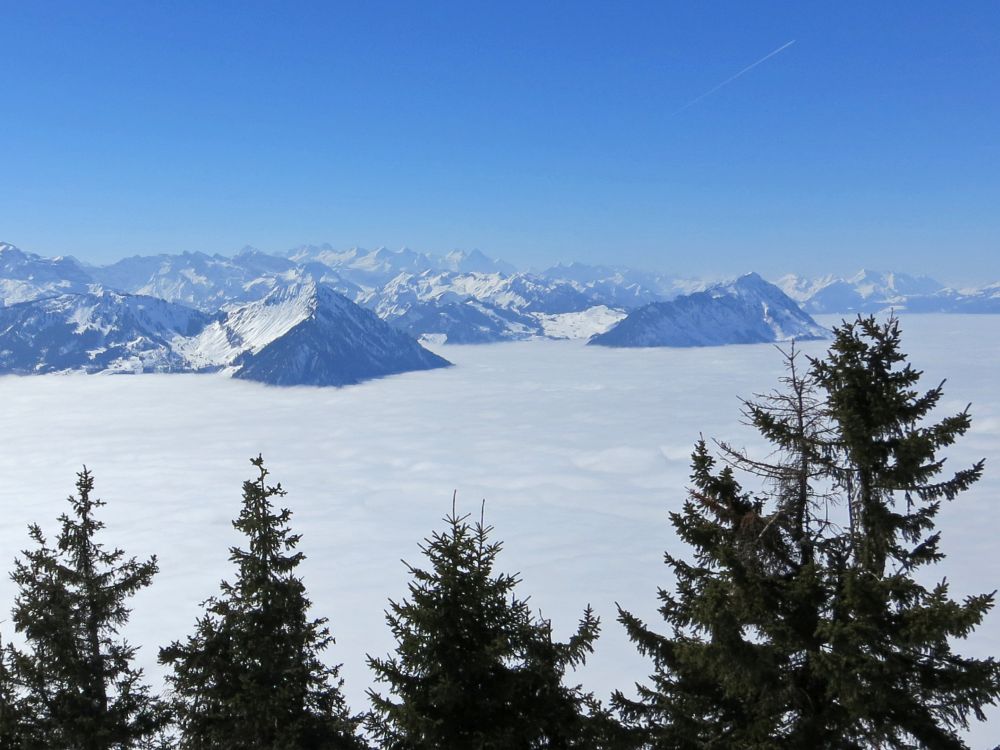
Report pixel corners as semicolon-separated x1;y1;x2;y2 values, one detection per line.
2;1;998;282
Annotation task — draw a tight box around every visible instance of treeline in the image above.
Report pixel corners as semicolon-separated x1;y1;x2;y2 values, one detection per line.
1;315;998;749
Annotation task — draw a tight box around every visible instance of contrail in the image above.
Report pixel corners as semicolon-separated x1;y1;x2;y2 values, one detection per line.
671;39;796;115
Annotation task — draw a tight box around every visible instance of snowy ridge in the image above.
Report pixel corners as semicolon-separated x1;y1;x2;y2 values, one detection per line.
773;269;1000;314
286;245;439;288
91;249;361;312
387;298;541;344
368;270;595;317
366;270;616;343
538;262;704;308
441;248;517;275
7;240;999;350
0;291;213;374
228;284;451;386
0;242;94;304
0;284;449;386
181;281;324;370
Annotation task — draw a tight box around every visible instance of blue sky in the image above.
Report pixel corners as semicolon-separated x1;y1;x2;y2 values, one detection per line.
2;1;998;282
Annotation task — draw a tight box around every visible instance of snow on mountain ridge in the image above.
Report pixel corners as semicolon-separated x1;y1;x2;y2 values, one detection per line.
442;248;517;275
177;282;364;369
9;240;1000;347
775;269;947;313
0;242;95;304
0;291;213;374
590;273;826;348
371;269;597;317
0;284;449;385
228;283;451;386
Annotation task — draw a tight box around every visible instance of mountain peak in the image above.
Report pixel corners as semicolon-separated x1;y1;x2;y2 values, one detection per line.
734;271;766;286
234;245;266;258
591;273;826;348
441;248;516;275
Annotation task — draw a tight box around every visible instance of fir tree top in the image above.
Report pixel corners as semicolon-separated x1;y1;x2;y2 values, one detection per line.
160;455;364;750
615;317;1000;748
367;498;607;749
7;467;162;750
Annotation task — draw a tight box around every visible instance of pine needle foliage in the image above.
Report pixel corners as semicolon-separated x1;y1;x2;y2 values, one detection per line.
615;317;1000;748
159;455;365;750
6;468;162;749
366;499;612;749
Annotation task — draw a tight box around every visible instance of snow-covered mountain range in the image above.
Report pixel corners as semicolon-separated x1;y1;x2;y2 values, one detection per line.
0;282;449;386
1;240;996;382
0;242;95;303
89;247;362;312
0;290;211;374
776;269;1000;314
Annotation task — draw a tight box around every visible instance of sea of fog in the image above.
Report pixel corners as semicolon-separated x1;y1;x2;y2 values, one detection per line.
1;313;998;743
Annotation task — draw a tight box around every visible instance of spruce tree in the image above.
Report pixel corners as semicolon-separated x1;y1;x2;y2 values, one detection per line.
808;315;999;747
159;455;365;750
615;317;1000;747
7;467;162;749
366;500;612;749
0;636;28;747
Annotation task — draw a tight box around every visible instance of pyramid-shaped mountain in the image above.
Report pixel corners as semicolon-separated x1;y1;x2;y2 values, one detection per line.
227;283;450;386
181;282;450;386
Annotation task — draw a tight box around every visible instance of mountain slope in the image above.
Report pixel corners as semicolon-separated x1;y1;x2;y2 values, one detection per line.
0;242;95;304
366;270;613;342
538;262;703;308
91;249;362;312
386;299;541;344
0;291;213;374
184;283;451;386
286;245;440;288
776;270;945;313
590;273;826;348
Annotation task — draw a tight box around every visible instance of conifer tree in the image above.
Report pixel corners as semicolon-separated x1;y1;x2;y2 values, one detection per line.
808;315;999;746
366;500;613;749
0;636;28;747
615;317;1000;748
7;468;163;749
159;455;365;750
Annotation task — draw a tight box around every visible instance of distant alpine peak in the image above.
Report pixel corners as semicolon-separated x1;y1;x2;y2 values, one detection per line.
729;271;768;288
706;272;777;299
4;240;1000;341
234;244;266;257
775;269;951;313
441;248;516;275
